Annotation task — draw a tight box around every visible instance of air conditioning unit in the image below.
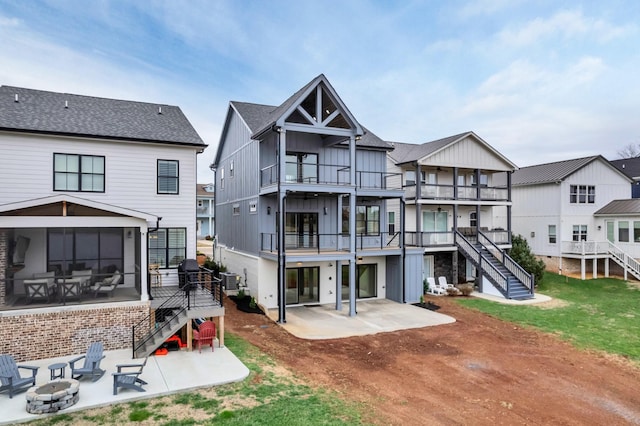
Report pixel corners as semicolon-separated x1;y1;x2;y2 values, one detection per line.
221;272;239;290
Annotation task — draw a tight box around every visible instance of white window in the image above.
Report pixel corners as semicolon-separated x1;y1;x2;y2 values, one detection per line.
572;225;587;241
157;160;179;194
230;160;234;177
232;204;240;215
619;221;629;242
548;225;557;244
249;202;257;213
570;185;595;204
220;168;225;189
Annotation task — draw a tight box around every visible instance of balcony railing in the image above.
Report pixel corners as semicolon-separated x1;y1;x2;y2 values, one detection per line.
260;232;401;253
356;171;403;191
260;163;351;187
405;231;454;247
403;184;508;201
561;240;610;255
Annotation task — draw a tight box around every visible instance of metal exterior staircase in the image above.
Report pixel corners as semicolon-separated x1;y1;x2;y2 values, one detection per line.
455;231;534;300
132;270;224;359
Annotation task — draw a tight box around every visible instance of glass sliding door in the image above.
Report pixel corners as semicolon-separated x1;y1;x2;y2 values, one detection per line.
341;264;377;300
285;267;319;305
285;213;318;249
422;210;448;244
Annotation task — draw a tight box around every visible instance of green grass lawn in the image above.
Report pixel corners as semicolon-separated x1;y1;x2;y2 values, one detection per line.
457;272;640;363
27;333;366;425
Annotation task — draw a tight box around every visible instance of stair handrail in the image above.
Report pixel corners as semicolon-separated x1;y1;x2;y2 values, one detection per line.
478;231;534;293
454;231;480;265
132;267;223;358
132;288;188;358
607;241;640;279
455;231;509;295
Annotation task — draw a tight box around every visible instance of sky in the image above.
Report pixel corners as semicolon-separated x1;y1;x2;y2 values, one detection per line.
1;0;639;182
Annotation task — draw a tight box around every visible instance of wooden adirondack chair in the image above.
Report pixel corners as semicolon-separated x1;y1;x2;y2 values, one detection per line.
0;354;39;398
193;321;216;352
69;342;106;381
112;357;148;395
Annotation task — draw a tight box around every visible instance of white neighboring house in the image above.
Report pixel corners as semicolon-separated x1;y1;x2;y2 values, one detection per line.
0;85;207;361
196;183;215;238
386;131;534;300
510;155;639;280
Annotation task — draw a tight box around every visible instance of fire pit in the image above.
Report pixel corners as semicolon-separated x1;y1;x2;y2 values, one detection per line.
26;379;80;414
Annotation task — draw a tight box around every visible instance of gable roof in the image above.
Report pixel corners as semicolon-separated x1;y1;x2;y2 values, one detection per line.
512;155;632;186
609;157;640;180
0;85;205;147
196;183;215;197
216;75;392;166
594;199;640;216
387;131;518;169
0;194;158;221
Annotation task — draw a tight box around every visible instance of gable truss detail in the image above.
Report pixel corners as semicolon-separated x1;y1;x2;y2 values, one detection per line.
285;84;351;130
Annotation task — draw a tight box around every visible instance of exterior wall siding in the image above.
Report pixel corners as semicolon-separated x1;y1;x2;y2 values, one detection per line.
216;111;259;254
0;302;148;361
423;136;513;171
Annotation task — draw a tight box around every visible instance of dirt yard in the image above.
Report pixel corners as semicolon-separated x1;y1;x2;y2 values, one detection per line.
224;295;640;425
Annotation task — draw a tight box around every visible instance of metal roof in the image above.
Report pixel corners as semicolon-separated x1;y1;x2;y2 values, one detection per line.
512;156;609;186
0;85;205;146
594;199;640;215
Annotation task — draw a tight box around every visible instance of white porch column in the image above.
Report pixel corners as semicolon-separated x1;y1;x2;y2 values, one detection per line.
140;224;149;302
581;258;585;281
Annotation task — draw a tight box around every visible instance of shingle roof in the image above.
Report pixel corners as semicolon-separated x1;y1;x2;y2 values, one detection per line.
230;102;390;150
0;85;205;146
594;199;640;215
387;132;470;164
609;157;640;180
511;156;601;186
227;74;390;151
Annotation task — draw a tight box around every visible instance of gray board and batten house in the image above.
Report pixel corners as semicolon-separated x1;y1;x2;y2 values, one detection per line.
213;74;534;324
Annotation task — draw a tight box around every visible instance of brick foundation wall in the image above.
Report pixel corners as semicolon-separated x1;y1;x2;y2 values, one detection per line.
0;303;149;362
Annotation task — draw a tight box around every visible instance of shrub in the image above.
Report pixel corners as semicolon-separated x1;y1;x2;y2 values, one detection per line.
508;234;546;285
457;283;474;296
237;289;246;299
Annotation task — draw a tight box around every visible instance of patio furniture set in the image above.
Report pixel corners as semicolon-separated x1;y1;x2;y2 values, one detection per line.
1;342;149;415
23;270;122;305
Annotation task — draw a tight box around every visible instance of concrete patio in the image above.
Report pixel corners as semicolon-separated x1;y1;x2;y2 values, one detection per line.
1;346;249;425
267;299;457;339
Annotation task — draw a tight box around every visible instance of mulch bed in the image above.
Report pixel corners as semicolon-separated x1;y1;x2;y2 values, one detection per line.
229;295;264;314
411;301;441;311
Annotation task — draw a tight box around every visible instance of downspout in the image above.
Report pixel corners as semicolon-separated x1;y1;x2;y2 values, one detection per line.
209;165;217;261
400;198;406;303
275;126;287;323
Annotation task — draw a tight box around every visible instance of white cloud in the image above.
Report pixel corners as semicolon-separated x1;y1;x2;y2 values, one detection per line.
497;9;635;47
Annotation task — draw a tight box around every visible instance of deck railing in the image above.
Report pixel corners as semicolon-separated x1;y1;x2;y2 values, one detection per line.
132;268;222;358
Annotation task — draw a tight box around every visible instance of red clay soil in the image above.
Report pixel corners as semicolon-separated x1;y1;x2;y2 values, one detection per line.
224;295;640;425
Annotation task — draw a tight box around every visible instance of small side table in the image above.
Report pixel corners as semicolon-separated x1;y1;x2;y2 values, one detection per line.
48;362;67;380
